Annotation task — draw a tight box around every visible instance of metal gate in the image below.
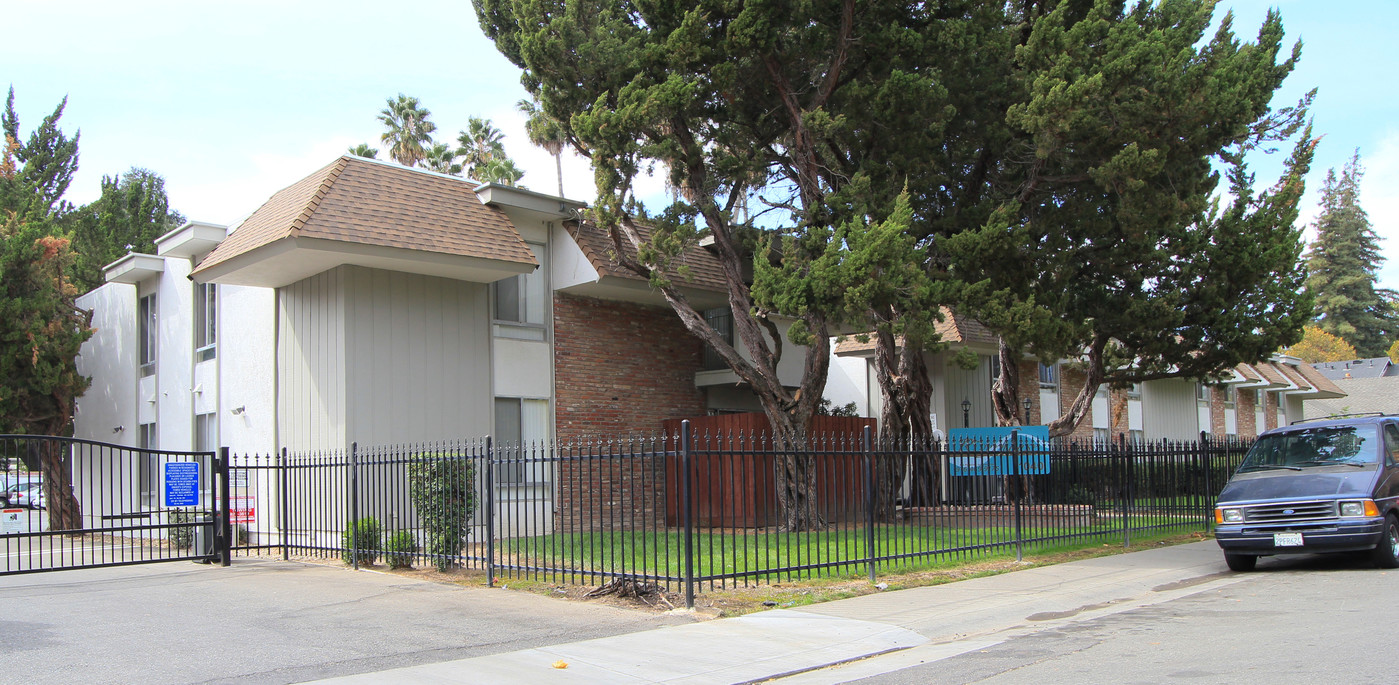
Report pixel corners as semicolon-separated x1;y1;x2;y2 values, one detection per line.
0;435;231;575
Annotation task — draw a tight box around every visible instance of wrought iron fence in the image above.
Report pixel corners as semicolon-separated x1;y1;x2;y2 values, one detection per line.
228;425;1249;607
0;435;221;575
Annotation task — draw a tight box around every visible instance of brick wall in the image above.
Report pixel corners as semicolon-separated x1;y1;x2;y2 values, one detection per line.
1058;367;1097;443
552;293;708;531
1264;391;1278;431
1237;388;1258;438
1209;387;1227;437
1017;361;1041;425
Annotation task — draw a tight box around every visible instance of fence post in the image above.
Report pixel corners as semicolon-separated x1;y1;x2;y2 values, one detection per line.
681;420;695;610
218;447;231;567
864;425;876;584
1119;434;1131;548
1011;429;1023;563
280;447;289;561
349;442;359;571
486;436;496;587
1200;431;1212;529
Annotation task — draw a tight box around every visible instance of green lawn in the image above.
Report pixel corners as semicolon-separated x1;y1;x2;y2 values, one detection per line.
496;514;1206;581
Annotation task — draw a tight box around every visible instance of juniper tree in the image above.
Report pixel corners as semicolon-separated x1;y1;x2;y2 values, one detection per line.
1305;152;1396;357
69;167;185;292
474;0;977;529
0;89;92;531
948;2;1317;437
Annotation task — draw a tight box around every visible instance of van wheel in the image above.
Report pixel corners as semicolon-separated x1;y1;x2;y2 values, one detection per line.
1371;516;1399;569
1224;553;1257;572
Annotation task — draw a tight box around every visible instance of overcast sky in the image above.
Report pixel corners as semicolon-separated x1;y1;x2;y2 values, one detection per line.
6;0;1397;290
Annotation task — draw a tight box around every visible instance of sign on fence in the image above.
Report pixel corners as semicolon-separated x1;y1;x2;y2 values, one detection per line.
947;426;1052;476
230;495;255;524
163;462;200;507
1;509;21;534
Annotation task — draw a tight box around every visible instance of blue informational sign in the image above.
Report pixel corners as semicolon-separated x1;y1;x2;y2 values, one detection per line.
947;426;1053;476
164;461;200;507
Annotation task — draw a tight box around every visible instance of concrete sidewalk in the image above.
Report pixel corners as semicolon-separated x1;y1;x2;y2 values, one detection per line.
309;541;1246;684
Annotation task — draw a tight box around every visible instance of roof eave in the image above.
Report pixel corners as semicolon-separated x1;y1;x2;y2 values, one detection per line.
192;236;536;288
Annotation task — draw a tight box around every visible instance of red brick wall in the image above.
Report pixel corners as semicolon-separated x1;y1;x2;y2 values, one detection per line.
552;293;708;531
1264;391;1278;431
1058;367;1097;443
553;293;707;441
1018;361;1041;425
1209;387;1227;437
1237;388;1258;438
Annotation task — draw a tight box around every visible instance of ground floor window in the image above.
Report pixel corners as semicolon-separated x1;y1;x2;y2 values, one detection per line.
139;422;158;497
493;398;549;485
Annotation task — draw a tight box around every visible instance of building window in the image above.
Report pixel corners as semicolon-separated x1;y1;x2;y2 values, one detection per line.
138;294;157;377
1093;427;1110;445
1129;429;1144;444
1038;363;1058;390
702;307;734;371
139;422;158;497
1254;389;1265;407
494;398;550;485
494;243;547;326
1126;383;1142;399
194;282;216;362
1196;383;1212;404
1223;385;1237;408
195;412;218;491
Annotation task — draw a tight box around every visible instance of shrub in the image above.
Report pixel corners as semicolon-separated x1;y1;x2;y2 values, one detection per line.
341;517;382;565
168;509;194;550
385;531;418;569
408;453;476;572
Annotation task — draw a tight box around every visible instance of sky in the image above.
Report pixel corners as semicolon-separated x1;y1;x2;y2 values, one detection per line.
5;0;1397;291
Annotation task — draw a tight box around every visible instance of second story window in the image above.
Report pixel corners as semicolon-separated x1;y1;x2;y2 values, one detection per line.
138;294;157;377
1038;363;1058;390
494;243;547;326
194;282;216;362
702;307;734;370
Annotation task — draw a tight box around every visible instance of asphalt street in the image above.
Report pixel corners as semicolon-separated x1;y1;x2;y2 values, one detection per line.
841;553;1395;684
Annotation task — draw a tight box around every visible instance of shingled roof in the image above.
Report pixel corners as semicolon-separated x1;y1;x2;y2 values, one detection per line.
562;219;729;293
834;308;999;356
193;156;535;285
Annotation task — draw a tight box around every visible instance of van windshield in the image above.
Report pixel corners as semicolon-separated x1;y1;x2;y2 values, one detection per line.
1240;426;1381;470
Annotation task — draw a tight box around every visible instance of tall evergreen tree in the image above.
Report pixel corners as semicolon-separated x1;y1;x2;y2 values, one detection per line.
69;167;185;292
0;89;92;531
1305;152;1396;357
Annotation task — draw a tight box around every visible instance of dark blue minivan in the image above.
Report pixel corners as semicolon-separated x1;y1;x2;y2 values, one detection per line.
1214;414;1399;571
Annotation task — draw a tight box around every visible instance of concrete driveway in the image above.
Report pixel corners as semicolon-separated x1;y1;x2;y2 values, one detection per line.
0;559;692;684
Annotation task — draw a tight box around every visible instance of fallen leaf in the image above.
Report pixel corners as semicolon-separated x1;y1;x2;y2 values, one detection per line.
553;661;569;669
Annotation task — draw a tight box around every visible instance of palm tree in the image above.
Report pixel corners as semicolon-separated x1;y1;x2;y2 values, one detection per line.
423;143;462;175
457;116;506;179
378;94;437;167
517;98;566;197
347;143;379;159
478;157;524;186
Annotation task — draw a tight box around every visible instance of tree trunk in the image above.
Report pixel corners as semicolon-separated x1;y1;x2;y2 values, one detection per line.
1046;339;1107;439
41;440;82;532
764;405;825;532
872;329;936;515
990;340;1033;503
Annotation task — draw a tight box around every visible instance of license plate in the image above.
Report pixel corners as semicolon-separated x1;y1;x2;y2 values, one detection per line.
1274;532;1304;547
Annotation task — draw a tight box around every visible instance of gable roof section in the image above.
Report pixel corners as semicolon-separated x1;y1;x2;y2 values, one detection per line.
193;156;536;286
563;219;729;293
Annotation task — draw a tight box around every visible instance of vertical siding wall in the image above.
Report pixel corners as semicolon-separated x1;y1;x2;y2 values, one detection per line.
278;269;348;452
1143;378;1199;441
342;266;492;445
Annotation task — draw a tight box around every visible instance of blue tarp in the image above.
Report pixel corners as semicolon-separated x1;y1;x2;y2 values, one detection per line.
947;426;1052;476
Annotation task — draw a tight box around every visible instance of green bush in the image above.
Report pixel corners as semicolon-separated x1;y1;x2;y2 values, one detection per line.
168;509;194;550
385;530;418;569
408;453;476;572
341;517;382;565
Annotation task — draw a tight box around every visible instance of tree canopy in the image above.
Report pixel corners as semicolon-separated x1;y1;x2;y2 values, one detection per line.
1305;151;1397;357
69;167;185;292
1284;325;1358;363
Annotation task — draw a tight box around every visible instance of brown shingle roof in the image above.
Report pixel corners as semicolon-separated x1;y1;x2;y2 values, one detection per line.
1235;364;1263;383
1255;362;1291;387
194;156;535;277
1292;362;1345;396
562;220;729;293
833;308;1000;355
1272;363;1313;391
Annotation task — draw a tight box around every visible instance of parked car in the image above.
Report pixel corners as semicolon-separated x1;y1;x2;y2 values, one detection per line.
1215;414;1399;571
3;481;44;509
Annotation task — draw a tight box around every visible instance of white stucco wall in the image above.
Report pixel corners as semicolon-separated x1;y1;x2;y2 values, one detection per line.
74;283;139;445
824;340;871;416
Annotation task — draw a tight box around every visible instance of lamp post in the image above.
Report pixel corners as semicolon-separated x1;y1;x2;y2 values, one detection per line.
1023;397;1033;425
961;399;971;428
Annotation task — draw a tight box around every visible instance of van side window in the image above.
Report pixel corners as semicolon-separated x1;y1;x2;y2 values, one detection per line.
1386;424;1399;466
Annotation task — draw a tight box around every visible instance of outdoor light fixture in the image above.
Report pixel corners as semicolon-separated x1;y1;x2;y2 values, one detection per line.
1023;397;1033;424
112;425;124;433
961;399;971;428
230;406;246;416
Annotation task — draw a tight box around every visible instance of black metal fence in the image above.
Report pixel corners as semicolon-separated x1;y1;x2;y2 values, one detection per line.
0;435;223;575
228;425;1250;607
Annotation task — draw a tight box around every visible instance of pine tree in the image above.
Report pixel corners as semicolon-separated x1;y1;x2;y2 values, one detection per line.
1306;152;1396;357
69;167;185;292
